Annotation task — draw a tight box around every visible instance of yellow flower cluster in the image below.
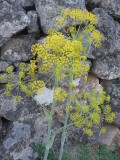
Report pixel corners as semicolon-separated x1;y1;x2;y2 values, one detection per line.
54;87;67;101
6;66;14;73
84;128;93;137
70;86;115;137
57;9;104;49
0;74;6;82
65;105;72;113
29;80;45;94
20;63;26;71
30;29;90;79
19;71;25;79
57;9;98;26
83;25;104;48
100;127;106;134
13;95;21;103
3;61;45;102
27;60;37;78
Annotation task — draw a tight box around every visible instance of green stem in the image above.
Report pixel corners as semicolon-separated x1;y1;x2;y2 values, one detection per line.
58;72;73;160
44;70;58;160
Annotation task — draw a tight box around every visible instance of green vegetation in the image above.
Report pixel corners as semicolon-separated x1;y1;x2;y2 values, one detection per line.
35;144;119;160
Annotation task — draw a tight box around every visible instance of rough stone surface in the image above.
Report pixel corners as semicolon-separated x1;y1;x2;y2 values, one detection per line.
0;35;36;62
0;117;47;160
0;91;43;121
27;11;39;33
0;61;10;72
113;112;120;128
103;78;120;111
0;117;3;139
91;53;120;80
97;125;120;149
88;9;120;80
1;0;34;8
86;0;120;19
34;0;85;33
0;1;30;47
34;87;53;106
87;8;120;59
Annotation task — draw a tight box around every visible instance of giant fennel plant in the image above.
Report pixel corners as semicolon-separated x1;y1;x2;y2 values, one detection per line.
0;9;115;160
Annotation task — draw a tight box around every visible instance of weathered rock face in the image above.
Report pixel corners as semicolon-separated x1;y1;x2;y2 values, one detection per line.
0;91;43;122
91;53;120;80
86;0;120;19
103;78;120;111
0;117;3;139
0;61;10;72
97;125;120;149
0;1;30;47
27;11;39;33
88;8;120;59
1;0;34;8
34;0;85;33
0;35;36;62
0;116;48;160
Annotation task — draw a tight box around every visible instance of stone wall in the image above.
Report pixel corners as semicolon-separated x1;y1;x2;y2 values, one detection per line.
0;0;120;159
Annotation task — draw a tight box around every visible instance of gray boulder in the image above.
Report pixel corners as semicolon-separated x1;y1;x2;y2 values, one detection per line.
0;1;30;47
34;0;85;33
0;90;43;122
97;125;120;149
0;35;36;62
0;116;47;160
103;78;120;111
88;8;120;59
86;0;120;18
91;53;120;80
1;0;34;8
27;11;39;33
0;61;10;72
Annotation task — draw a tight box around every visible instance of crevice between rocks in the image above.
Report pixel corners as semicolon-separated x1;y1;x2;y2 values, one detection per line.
0;117;9;144
85;1;101;12
23;5;36;12
12;27;29;37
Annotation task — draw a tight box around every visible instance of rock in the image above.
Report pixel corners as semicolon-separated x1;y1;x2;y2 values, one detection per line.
0;117;3;139
0;1;30;47
0;34;36;62
0;90;43;121
79;73;101;92
27;11;39;33
0;61;10;72
113;112;120;128
91;53;120;80
0;115;48;160
87;8;120;59
34;0;85;33
103;79;120;111
1;0;34;8
86;0;120;19
34;87;53;107
97;125;120;149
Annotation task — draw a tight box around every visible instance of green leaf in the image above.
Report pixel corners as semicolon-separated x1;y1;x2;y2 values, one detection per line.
46;134;56;150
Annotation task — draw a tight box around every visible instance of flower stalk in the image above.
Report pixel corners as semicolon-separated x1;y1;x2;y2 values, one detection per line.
59;71;73;160
44;69;58;160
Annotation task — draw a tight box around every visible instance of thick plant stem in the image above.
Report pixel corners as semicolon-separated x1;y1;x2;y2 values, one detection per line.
44;73;58;160
58;73;73;160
